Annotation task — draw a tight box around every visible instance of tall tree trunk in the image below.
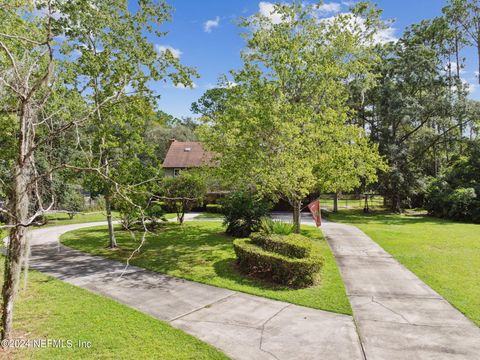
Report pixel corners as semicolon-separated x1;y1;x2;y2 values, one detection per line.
333;192;339;213
393;194;402;213
292;199;301;234
105;194;117;248
455;33;464;139
2;102;34;340
477;39;480;85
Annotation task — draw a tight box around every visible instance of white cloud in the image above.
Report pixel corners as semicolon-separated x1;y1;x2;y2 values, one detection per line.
223;81;238;88
258;2;284;24
174;82;197;89
374;26;397;44
316;2;341;16
321;13;396;44
463;79;477;93
445;61;465;74
204;16;220;33
155;45;182;59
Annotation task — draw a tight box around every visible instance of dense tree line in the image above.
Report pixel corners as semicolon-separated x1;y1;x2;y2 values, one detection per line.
347;0;480;216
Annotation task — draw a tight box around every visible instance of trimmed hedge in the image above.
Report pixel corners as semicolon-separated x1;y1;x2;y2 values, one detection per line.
233;238;323;288
206;204;223;213
250;232;312;258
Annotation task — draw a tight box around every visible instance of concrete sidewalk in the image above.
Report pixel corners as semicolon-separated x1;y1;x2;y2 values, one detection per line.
28;223;363;360
322;221;480;360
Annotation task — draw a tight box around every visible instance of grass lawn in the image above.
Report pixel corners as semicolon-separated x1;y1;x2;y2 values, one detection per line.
0;258;227;360
326;210;480;326
61;221;352;315
194;213;224;219
42;212;118;227
38;211;178;226
319;196;384;211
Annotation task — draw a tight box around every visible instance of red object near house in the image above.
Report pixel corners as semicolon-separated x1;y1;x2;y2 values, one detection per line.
307;199;321;227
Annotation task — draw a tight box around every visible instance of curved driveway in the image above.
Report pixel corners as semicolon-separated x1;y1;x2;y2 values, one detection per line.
26;216;480;359
28;221;363;360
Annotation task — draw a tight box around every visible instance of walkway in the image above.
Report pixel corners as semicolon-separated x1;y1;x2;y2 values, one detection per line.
28;223;363;360
321;221;480;360
26;217;480;359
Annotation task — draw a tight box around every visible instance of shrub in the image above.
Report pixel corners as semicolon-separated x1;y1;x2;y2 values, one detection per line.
57;186;85;219
144;202;167;230
447;188;477;220
258;217;294;235
206;204;223;213
233;238;323;288
86;195;106;212
220;191;272;237
250;232;312;258
116;199;166;231
426;177;479;222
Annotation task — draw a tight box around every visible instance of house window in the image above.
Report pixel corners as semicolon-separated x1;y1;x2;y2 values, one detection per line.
173;168;181;177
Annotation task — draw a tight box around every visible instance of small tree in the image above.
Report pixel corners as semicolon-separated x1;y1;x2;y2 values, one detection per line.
58;185;85;219
161;171;207;224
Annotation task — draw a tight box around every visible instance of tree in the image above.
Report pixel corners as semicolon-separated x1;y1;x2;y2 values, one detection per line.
0;0;195;339
59;0;196;248
199;2;386;232
314;128;386;212
353;15;474;211
80;96;165;248
0;1;60;339
56;184;85;219
444;0;480;84
160;171;207;224
144;114;198;162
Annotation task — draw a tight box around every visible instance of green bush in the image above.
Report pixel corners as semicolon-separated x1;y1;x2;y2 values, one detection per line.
259;217;294;235
233;238;323;288
206;204;223;213
86;195;106;212
425;178;479;222
57;185;85;219
220;191;272;237
250;232;312;258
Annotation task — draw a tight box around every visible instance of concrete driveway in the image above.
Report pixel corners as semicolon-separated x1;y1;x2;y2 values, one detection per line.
27;222;363;360
23;215;480;359
321;221;480;360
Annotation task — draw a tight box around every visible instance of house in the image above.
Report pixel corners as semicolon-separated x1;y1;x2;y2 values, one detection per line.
162;139;214;177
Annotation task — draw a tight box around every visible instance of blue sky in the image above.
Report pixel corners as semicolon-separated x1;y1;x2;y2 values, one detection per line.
147;0;479;119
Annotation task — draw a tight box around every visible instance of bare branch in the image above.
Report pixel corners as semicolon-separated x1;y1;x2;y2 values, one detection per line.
0;41;20;83
0;33;44;46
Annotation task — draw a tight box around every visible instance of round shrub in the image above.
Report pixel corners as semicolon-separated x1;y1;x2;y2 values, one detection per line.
250;232;312;258
233;234;323;288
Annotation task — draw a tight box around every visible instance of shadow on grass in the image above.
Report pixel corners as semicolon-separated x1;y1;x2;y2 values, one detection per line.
212;258;290;291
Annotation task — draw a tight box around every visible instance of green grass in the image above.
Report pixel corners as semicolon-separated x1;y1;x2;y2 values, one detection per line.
0;258;227;360
319;196;384;211
61;221;351;315
327;209;480;326
42;212;117;227
42;211;178;226
194;213;224;219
